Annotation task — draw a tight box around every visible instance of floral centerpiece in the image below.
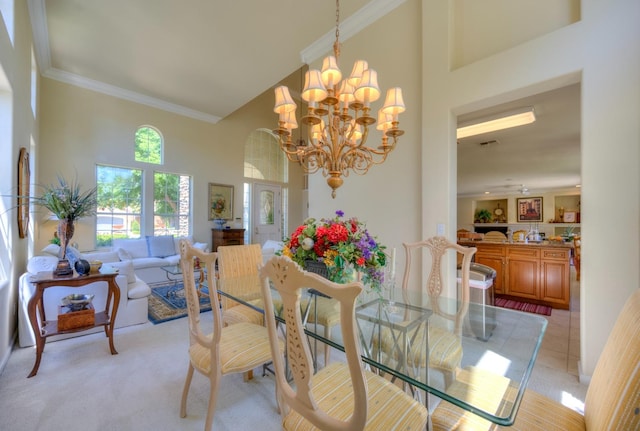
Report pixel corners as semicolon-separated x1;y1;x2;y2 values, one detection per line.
279;210;387;292
34;176;97;274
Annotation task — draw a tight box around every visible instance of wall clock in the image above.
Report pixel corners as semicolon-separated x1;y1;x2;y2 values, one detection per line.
17;147;30;239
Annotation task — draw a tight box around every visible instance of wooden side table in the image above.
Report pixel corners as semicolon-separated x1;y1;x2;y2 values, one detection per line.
211;228;245;251
26;271;120;377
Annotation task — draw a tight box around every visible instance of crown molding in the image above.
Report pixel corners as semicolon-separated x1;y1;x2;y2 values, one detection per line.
42;68;221;123
300;0;407;64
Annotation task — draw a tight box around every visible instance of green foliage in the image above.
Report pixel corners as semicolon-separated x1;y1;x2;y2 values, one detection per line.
134;127;162;164
35;176;97;220
474;208;493;223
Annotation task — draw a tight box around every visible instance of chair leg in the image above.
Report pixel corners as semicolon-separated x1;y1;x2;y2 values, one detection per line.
324;325;331;367
204;374;222;431
180;363;195;418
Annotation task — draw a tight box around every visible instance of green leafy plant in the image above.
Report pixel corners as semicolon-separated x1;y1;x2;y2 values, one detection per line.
474;208;493;223
35;176;98;221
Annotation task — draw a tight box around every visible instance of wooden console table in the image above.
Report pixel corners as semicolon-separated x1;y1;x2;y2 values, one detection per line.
26;271;120;377
211;228;245;251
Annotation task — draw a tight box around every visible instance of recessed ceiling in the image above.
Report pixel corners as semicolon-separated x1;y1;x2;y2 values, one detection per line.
28;0;401;123
457;83;581;197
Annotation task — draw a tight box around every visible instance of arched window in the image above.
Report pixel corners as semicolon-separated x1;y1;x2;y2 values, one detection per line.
134;126;163;164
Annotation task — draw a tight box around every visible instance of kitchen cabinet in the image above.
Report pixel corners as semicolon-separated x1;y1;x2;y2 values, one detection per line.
459;241;571;309
474;243;505;294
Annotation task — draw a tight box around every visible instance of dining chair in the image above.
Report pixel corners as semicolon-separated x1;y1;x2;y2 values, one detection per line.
217;244;264;326
375;236;477;387
483;231;507;242
178;240;283;431
259;255;428;431
573;235;581;281
431;288;640;430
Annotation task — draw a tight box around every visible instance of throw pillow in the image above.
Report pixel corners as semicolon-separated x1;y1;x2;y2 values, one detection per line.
116;247;133;261
147;235;176;258
65;246;83;268
41;244;61;256
27;256;59;274
104;260;136;284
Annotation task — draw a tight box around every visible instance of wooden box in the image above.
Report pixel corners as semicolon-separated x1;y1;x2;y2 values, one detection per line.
58;304;95;331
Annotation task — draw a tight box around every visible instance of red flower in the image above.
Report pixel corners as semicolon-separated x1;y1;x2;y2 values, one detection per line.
356;256;365;266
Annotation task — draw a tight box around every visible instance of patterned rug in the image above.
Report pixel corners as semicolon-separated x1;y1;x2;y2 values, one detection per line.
495;296;552;316
148;283;211;324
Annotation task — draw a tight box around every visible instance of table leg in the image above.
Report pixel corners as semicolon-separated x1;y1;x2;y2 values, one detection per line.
27;288;44;378
106;279;120;355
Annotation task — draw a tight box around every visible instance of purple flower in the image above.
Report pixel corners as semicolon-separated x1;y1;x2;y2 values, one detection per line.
335;210;344;217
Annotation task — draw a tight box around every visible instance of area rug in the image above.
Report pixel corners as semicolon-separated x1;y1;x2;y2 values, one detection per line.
148;283;211;324
495;296;552;316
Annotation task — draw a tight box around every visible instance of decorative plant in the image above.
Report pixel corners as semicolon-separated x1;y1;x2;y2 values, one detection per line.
474;208;493;223
32;176;97;261
279;210;387;292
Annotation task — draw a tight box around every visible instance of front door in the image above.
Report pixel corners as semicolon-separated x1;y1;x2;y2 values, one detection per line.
252;183;282;246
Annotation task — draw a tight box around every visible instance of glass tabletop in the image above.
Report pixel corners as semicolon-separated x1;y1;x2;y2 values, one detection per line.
215;275;547;426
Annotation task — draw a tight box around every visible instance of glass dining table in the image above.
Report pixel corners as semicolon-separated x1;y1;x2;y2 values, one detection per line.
214;274;547;427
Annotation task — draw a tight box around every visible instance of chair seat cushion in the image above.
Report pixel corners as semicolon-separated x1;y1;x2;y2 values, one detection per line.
374;321;462;372
283;362;428;431
189;322;275;375
300;296;340;327
431;366;585;431
223;300;264;326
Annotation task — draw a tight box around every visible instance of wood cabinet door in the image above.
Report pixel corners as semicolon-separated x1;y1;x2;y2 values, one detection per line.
506;247;540;299
476;255;505;294
540;260;570;307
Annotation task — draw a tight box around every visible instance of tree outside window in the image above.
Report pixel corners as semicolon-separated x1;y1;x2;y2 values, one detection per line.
154;172;190;237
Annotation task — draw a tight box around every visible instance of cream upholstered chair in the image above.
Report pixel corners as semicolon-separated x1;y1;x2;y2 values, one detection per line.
375;236;477;387
431;288;640;430
178;240;283;431
259;255;428;431
217;244;264;326
484;230;507;242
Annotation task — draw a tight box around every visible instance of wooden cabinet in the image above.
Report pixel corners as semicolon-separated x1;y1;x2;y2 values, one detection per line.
506;247;539;300
459;241;571;309
474;244;505;294
540;248;571;306
211;228;245;251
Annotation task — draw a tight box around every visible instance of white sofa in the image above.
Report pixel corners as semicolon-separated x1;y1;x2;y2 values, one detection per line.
41;235;208;286
18;255;151;347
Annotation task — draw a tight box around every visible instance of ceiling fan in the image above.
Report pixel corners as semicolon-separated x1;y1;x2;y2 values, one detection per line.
519;185;531;195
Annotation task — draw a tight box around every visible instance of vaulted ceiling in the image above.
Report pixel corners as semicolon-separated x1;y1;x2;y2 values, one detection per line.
28;0;580;197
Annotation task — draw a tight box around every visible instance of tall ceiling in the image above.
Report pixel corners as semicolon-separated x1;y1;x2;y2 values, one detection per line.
29;0;581;197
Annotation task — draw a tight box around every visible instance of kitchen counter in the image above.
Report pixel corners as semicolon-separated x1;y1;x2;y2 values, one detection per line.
458;240;572;309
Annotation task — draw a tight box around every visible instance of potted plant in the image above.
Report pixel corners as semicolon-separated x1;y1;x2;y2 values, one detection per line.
474;209;493;223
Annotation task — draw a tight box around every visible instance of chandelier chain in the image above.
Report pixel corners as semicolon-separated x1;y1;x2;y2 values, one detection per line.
334;0;341;59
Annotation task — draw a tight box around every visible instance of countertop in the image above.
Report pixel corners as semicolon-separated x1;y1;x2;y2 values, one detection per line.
458;240;573;248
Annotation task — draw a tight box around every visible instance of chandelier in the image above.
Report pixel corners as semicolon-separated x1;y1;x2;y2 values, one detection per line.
273;0;405;198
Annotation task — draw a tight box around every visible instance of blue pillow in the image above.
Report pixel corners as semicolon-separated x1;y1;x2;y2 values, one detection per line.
65;246;82;268
146;235;176;258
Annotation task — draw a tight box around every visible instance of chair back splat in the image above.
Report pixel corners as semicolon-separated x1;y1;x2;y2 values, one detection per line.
260;255;428;431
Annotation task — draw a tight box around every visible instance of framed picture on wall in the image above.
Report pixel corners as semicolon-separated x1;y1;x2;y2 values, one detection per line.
208;183;234;220
516;197;543;222
563;211;577;223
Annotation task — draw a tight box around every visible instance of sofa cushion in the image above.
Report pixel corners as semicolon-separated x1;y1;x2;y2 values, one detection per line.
147;235;176;258
116;247;133;260
130;256;169;270
127;277;152;299
27;255;59;274
163;254;180;265
83;250;120;263
104;260;136;284
41;243;60;256
113;238;149;259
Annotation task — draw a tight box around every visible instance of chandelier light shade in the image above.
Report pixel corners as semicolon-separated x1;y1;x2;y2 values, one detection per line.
273;0;405;198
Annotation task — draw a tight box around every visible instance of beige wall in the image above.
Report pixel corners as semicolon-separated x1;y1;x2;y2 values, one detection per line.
0;0;38;369
307;0;640;378
36;76;304;252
